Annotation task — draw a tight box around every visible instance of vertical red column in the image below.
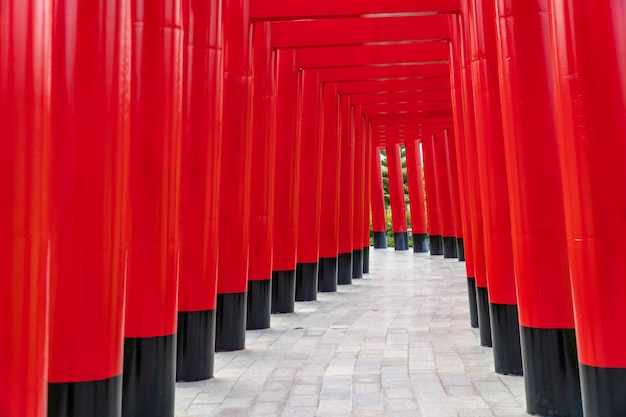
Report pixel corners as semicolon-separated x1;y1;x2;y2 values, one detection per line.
48;1;131;415
272;49;302;313
386;143;409;251
371;146;388;249
318;83;342;292
0;2;50;416
247;21;276;330
449;14;478;328
216;0;253;351
295;69;323;301
496;1;582;413
124;1;183;415
467;0;522;375
176;0;223;382
362;121;373;273
433;130;458;258
445;130;465;261
422;135;443;255
338;96;355;283
405;140;428;253
549;2;626;414
352;106;365;278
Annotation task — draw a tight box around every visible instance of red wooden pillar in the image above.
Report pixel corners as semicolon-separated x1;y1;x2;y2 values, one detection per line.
362;121;373;272
216;0;253;351
338;96;355;283
48;1;131;415
444;129;465;261
386;143;409;251
467;0;522;375
0;2;51;415
272;48;302;313
352;106;365;278
496;1;582;413
422;135;443;255
124;1;183;415
371;146;388;249
295;69;323;301
248;21;276;330
405;140;428;252
549;2;626;414
176;0;223;382
433;130;458;258
318;83;341;292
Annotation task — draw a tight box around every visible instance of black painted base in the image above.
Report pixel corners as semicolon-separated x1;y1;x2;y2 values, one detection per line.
580;363;626;417
362;246;369;274
373;231;387;248
521;327;582;417
176;310;216;382
338;252;353;285
318;257;338;292
122;334;175;417
49;375;122;417
413;233;429;253
272;270;296;313
476;286;492;347
296;263;318;301
352;249;363;279
216;292;246;351
394;232;409;250
467;278;479;329
429;235;444;255
247;279;271;330
490;303;522;375
443;236;458;258
457;238;465;261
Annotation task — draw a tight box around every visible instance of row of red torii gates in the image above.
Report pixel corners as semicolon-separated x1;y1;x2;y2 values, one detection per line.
2;0;626;416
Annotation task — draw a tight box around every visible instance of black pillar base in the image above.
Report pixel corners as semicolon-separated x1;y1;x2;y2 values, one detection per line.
296;263;318;301
413;233;429;252
373;231;387;248
362;246;369;274
122;334;176;417
337;252;353;285
352;249;363;278
394;232;409;250
176;310;216;382
246;279;271;330
48;375;122;417
271;270;296;313
318;257;338;292
216;292;246;351
456;238;465;261
429;235;443;255
443;236;458;258
467;278;479;329
490;303;523;375
476;286;492;347
580;364;625;417
521;327;582;417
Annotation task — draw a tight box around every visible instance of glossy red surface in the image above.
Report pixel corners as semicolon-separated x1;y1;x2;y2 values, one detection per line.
273;49;302;271
125;0;183;338
0;0;51;413
433;131;456;238
249;22;276;281
467;0;516;305
371;147;387;233
549;0;626;365
386;144;408;234
296;70;323;264
178;0;223;312
352;107;366;251
444;130;463;239
318;84;342;259
217;0;253;294
49;0;131;380
405;141;427;235
362;126;373;248
338;96;356;253
495;0;574;326
337;78;450;96
422;135;442;236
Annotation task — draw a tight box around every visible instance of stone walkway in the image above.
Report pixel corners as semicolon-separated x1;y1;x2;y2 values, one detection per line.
175;248;528;417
